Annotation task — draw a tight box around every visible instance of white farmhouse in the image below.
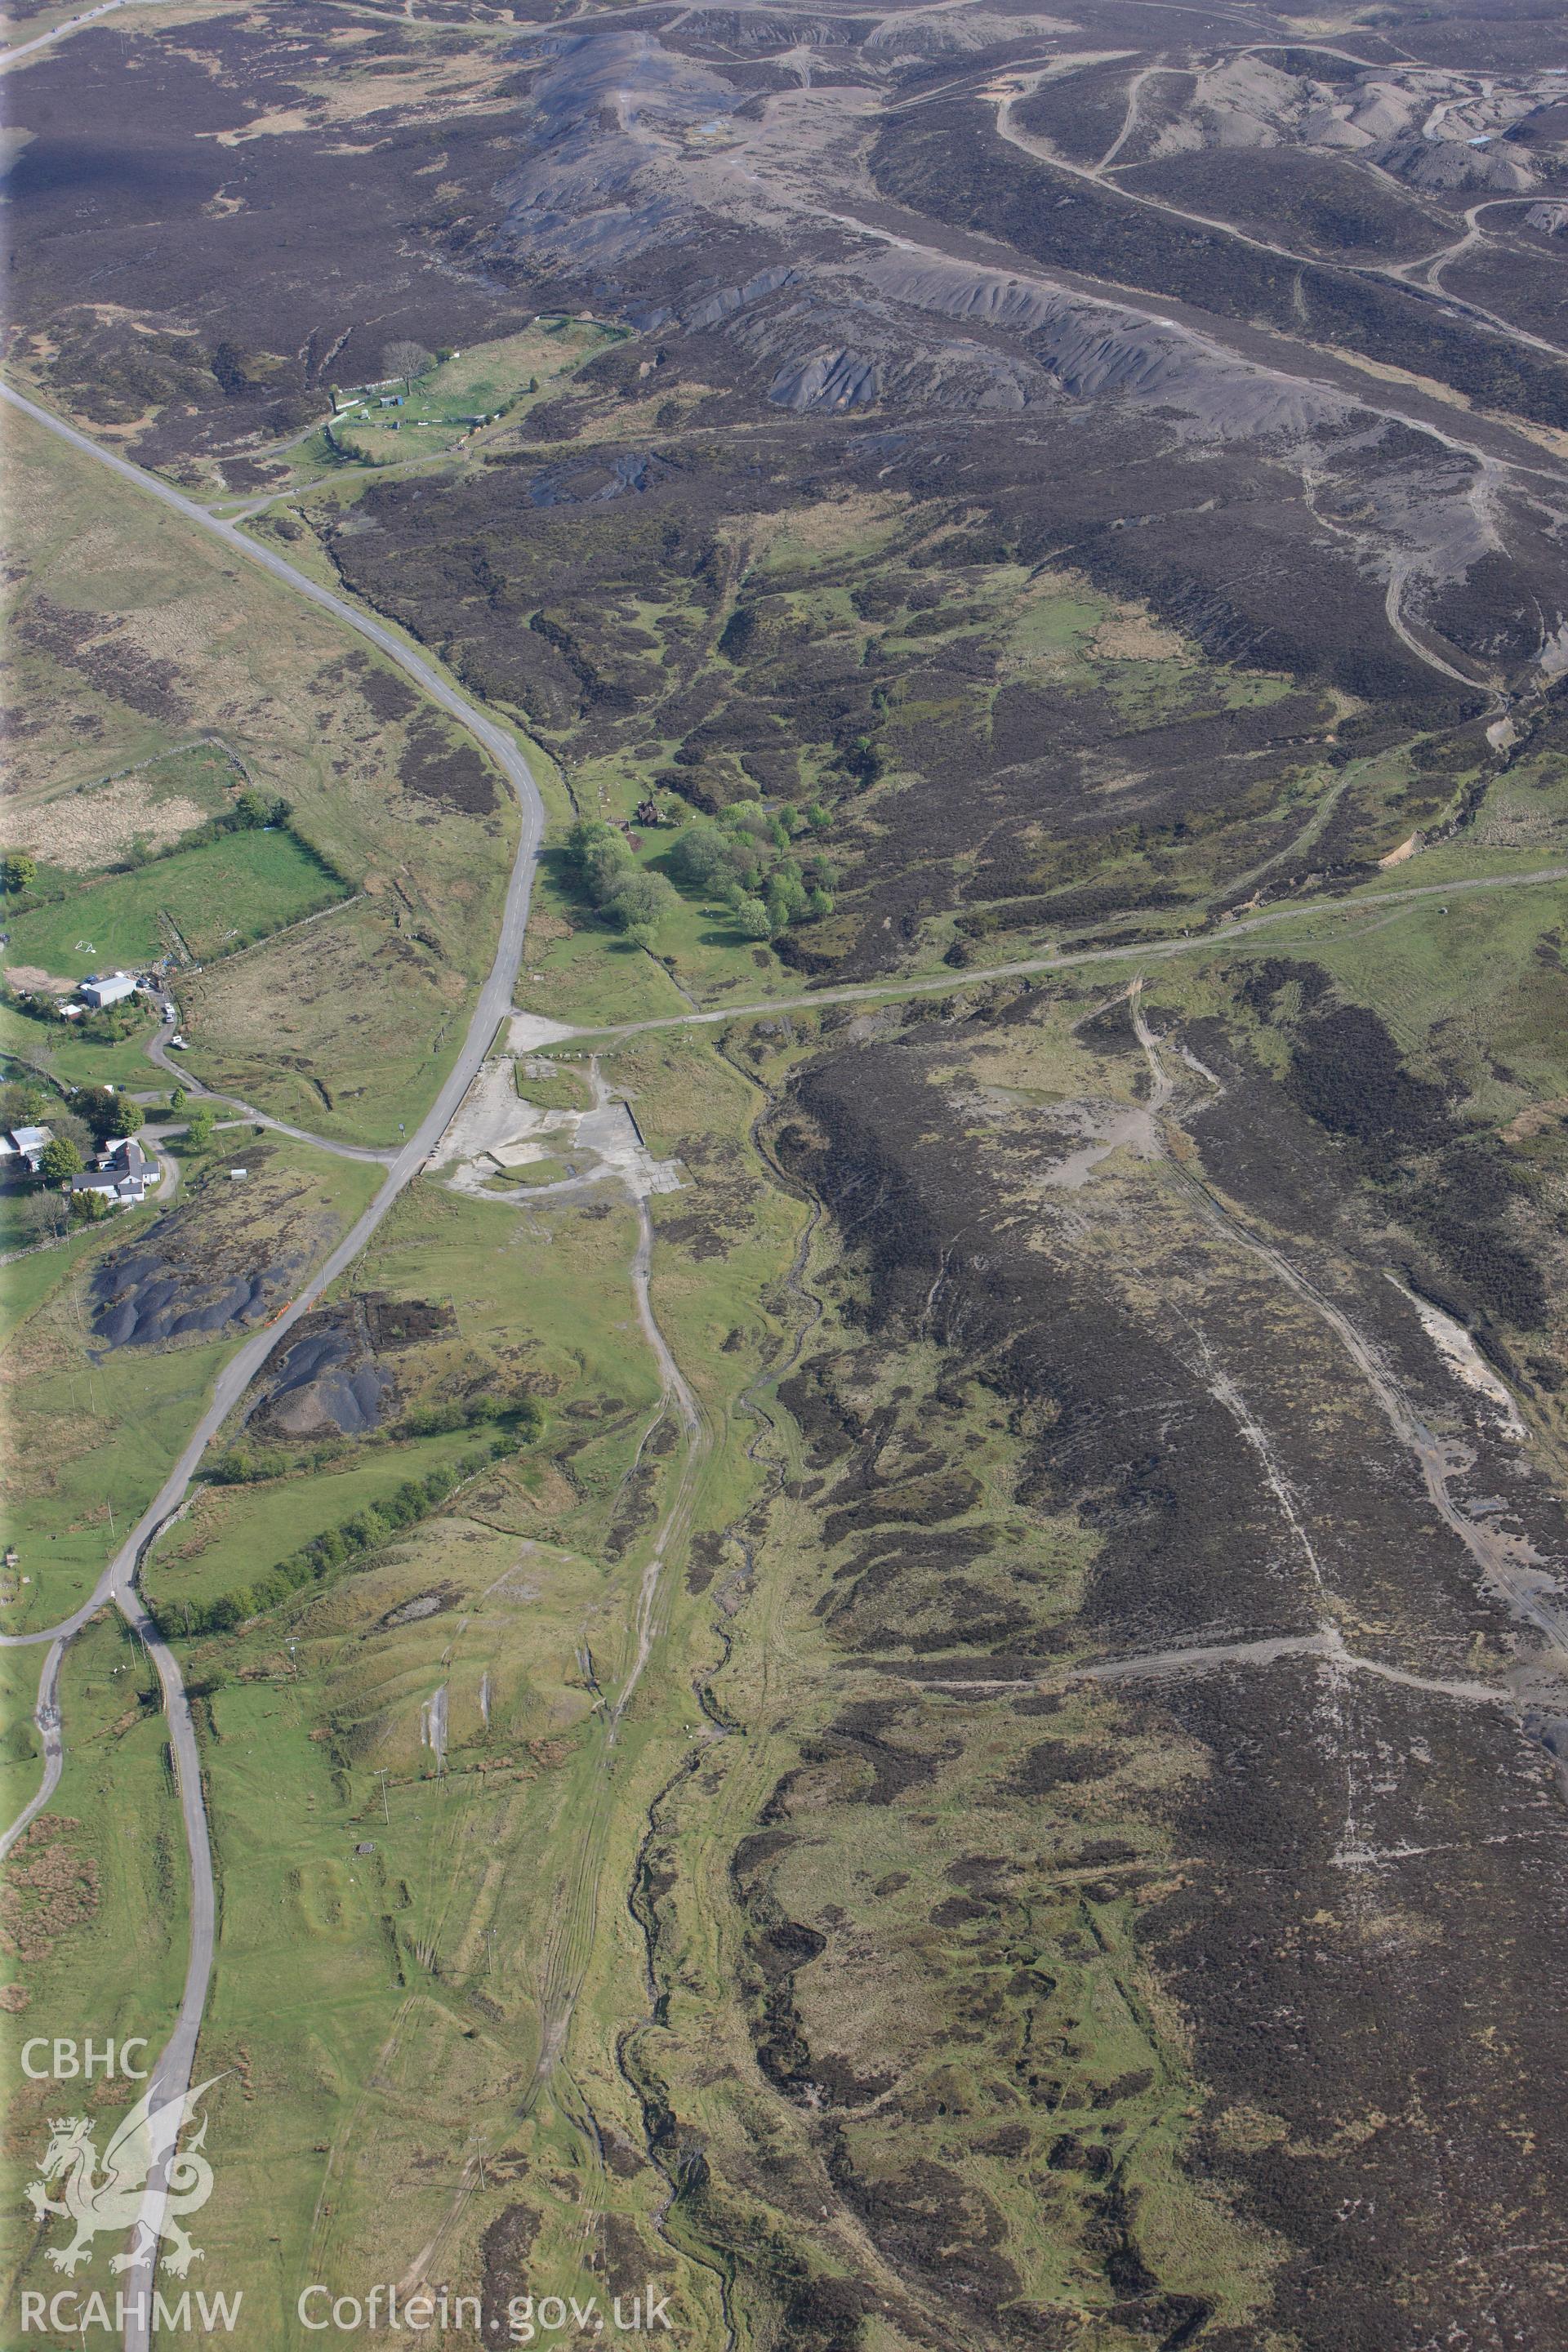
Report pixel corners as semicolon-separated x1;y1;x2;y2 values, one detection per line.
69;1137;159;1209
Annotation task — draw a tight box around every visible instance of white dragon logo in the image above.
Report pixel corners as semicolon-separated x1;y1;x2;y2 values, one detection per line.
26;2076;222;2278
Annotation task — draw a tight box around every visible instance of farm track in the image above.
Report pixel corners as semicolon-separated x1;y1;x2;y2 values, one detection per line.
552;858;1568;1046
0;381;547;2352
144;1010;398;1165
1127;982;1568;1672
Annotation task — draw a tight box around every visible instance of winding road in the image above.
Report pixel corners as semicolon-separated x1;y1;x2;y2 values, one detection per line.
0;381;546;2352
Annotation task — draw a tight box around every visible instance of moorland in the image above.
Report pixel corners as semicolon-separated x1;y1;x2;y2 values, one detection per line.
3;0;1568;2345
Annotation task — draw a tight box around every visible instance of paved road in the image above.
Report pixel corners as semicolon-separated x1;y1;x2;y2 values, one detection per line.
0;1639;65;1864
0;381;546;2351
0;0;175;67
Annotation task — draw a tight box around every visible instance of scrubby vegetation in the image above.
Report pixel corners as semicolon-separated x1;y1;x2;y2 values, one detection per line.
664;806;835;939
151;1455;478;1635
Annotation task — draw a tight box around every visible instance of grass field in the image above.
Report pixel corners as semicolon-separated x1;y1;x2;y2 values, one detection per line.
4;403;522;1143
0;1138;382;1631
142;1429;514;1622
178;895;475;1147
8;1026;799;2334
151;1517;717;2343
0;738;243;875
0;1199;132;1346
341;1175;664;1466
325;321;625;471
0;996;164;1092
2;825;348;986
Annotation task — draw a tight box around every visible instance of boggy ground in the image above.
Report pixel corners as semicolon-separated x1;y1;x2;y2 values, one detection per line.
624;973;1568;2351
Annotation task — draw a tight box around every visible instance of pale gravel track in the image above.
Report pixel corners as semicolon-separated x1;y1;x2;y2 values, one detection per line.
994;78;1568;368
558;861;1568;1045
1127;985;1568;1670
0;381;546;2352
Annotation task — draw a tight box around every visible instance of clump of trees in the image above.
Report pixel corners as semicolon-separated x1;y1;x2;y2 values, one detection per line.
1;1080;94;1172
400;1393;543;1441
564;821;680;946
1;1082;91;1244
74;1086;143;1147
666;804;835;940
1;853;38;896
563;804;837;949
1;1079;60;1134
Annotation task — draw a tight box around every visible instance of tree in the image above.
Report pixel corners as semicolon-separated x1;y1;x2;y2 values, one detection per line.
383;341;434;390
184;1107;216;1152
16;1191;65;1245
38;1137;82;1182
169;1088;188;1116
766;862;808;927
733;895;773;942
75;1086;132;1147
1;853;37;895
0;1080;51;1129
667;822;728;889
565;819;635;906
69;1187;109;1223
234;787;273;827
49;1108;93;1160
607;872;678;938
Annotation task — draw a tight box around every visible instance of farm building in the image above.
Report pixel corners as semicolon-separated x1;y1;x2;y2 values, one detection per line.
79;969;138;1009
69;1137;159;1209
2;1125;55;1174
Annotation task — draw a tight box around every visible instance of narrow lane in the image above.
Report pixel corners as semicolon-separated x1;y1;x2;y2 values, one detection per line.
0;381;546;2352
